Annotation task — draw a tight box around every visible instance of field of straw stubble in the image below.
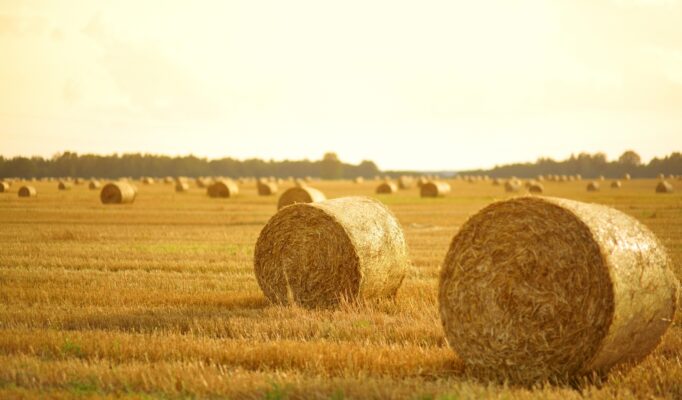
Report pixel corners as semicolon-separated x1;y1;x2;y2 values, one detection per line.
0;178;680;399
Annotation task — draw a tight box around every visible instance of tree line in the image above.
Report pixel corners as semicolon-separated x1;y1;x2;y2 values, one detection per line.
0;152;380;180
460;151;682;179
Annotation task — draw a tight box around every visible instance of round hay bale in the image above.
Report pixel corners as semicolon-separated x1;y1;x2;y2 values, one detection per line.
658;173;665;180
528;182;544;194
57;181;72;190
492;178;501;186
88;180;101;190
195;177;212;188
439;196;678;383
420;181;451;198
0;182;10;193
254;196;409;308
18;186;37;197
207;179;239;198
398;176;414;189
175;181;190;192
504;180;522;193
100;181;137;204
575;174;582;181
611;180;622;189
257;181;278;196
416;177;428;188
141;177;154;185
587;181;600;192
623;173;631;180
376;181;398;194
164;176;174;184
656;181;673;193
536;175;545;182
354;177;364;184
277;186;326;210
598;175;605;181
74;178;83;185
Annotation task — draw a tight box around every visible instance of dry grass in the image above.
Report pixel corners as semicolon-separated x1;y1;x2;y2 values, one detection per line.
0;178;681;399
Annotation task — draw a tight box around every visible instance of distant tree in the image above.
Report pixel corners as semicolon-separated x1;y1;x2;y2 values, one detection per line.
319;152;343;180
618;150;642;166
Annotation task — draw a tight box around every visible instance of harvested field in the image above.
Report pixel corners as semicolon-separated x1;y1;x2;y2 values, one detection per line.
0;179;681;399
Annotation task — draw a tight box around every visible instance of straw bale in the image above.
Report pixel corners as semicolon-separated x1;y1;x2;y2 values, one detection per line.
439;196;678;383
88;180;101;190
420;181;451;198
376;181;398;194
257;180;278;196
207;179;239;198
254;196;409;308
587;181;600;192
277;186;326;210
100;181;137;204
58;181;72;190
656;181;673;193
18;186;37;197
611;181;622;189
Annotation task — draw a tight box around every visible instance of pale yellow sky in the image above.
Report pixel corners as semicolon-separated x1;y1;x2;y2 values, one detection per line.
1;0;681;170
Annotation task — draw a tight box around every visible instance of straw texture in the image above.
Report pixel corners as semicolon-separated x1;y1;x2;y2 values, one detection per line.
18;186;37;197
420;181;451;198
277;186;326;210
439;196;678;383
100;181;137;204
207;179;239;198
254;196;409;308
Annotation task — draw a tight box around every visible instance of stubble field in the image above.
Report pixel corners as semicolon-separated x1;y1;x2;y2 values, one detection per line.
0;178;680;399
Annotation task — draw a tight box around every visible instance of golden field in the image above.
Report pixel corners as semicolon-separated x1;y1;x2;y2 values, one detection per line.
0;178;680;399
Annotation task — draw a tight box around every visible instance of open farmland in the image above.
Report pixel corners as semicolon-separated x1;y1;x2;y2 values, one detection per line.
0;179;681;399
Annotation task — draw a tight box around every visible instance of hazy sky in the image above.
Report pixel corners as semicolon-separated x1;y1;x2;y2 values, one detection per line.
1;0;681;170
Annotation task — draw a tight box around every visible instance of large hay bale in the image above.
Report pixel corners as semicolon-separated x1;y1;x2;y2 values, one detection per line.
277;186;326;210
88;180;101;190
504;180;522;193
257;180;278;196
587;181;600;192
376;181;398;194
398;176;414;189
207;179;239;198
18;186;37;197
175;181;190;192
58;181;72;190
528;182;544;194
611;180;622;189
254;196;409;308
439;196;678;383
0;182;9;193
656;181;673;193
420;181;451;198
100;181;137;204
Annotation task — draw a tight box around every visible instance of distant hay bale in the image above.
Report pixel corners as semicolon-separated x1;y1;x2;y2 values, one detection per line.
559;175;567;182
294;178;307;188
504;180;522;193
18;186;37;197
439;196;679;383
88;180;101;190
195;177;212;188
354;177;364;184
623;173;631;180
257;180;278;196
575;174;582;181
587;181;600;192
0;182;9;193
492;178;501;186
58;181;72;190
74;178;83;185
658;173;665;180
100;181;137;204
254;196;409;308
536;175;544;182
398;176;414;189
528;182;544;194
164;176;174;184
656;181;673;193
417;177;428;188
420;181;451;198
175;181;190;192
277;186;326;209
376;181;398;194
611;180;622;189
207;179;239;198
142;177;155;185
598;175;605;181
